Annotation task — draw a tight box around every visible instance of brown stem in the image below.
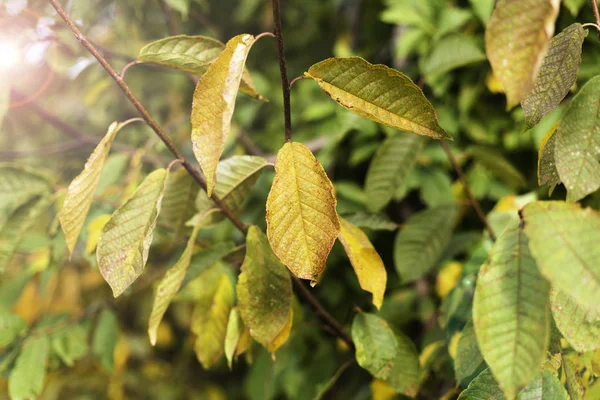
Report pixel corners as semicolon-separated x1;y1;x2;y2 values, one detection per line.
159;0;178;36
272;0;293;142
592;0;600;38
48;0;247;234
289;75;305;89
440;141;496;241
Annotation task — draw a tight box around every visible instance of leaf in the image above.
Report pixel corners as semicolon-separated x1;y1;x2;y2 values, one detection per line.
522;24;587;128
338;217;387;310
468;146;527;189
51;324;89;367
304;57;450;140
224;307;244;369
59;122;124;256
0;164;51;230
522;201;600;312
0;195;53;272
365;133;427;212
0;310;26;349
266;308;293;354
191;34;258;196
554;76;600;201
138;35;264;100
8;336;49;400
266;142;340;282
237;226;292;350
342;212;398;231
564;0;587;16
422;34;486;77
164;0;190;17
550;288;600;352
537;121;561;187
92;309;119;371
352;313;420;397
160;168;199;237
192;274;234;369
148;219;204;346
454;319;484;384
458;369;568;399
85;214;111;255
97;169;168;297
485;0;560;109
195;155;268;222
564;354;586;399
181;242;236;288
473;227;550;399
394;205;459;283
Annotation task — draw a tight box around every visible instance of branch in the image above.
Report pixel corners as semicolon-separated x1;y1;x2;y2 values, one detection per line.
272;0;293;142
49;0;353;348
592;0;600;38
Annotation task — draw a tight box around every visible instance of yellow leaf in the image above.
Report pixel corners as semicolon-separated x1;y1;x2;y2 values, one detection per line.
86;214;111;255
338;217;387;309
267;308;293;355
485;71;504;93
370;379;397;400
266;142;340;282
191;34;258;196
435;262;462;298
235;328;253;357
538;120;560;187
59;122;124;257
448;331;461;360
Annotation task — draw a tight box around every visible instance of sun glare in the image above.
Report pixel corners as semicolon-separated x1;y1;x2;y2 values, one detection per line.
0;41;20;70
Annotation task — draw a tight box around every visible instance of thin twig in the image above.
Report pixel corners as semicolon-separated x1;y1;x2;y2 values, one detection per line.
272;0;293;142
592;0;600;38
48;0;248;234
440;141;496;241
289;75;305;89
120;60;143;79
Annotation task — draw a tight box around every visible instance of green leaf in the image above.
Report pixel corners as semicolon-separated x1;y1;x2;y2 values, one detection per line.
224;307;244;369
266;142;340;282
564;0;586;16
419;168;454;207
305;57;450;140
160;168;199;237
0;310;26;349
550;288;600;352
237;226;292;350
352;313;420;397
192;273;234;369
434;7;473;40
365;133;426;212
485;0;560;109
468;146;527;189
342;212;398;231
522;201;600;312
191;34;259;196
92;309;119;371
97;169;168;297
554;76;600;201
522;24;587;128
394;205;459;283
454;319;484;384
0;195;53;272
473;227;550;399
148;219;205;346
181;242;236;289
59;121;124;256
338;218;387;310
8;336;49;400
564;353;586;399
458;369;568;399
194;155;268;223
422;34;486;77
51;323;89;367
468;0;495;24
537;121;561;187
165;0;190;17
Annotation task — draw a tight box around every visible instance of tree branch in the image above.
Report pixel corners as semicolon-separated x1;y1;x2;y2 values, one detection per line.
272;0;293;142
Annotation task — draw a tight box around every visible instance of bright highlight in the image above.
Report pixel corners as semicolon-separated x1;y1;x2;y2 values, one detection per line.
0;41;20;70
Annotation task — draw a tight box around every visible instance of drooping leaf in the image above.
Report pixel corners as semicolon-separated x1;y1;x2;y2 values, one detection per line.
365;133;427;212
92;309;119;371
0;310;26;349
304;57;451;140
537;121;561;187
468;146;527;189
265;142;340;282
138;35;264;100
192;274;234;369
473;227;550;399
0;195;53;272
550;288;600;352
97;169;168;297
522;24;587;128
148;219;204;346
160;168;199;237
0;164;50;231
485;0;560;109
224;307;244;369
181;242;236;288
394;205;459;283
454;319;484;384
564;0;586;16
191;34;258;196
266;308;293;354
195;155;268;222
51;323;89;367
338;217;387;310
237;226;292;350
8;336;49;400
422;34;486;77
522;201;600;312
342;212;398;231
554;76;600;201
352;313;420;397
59;121;124;256
85;214;111;255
